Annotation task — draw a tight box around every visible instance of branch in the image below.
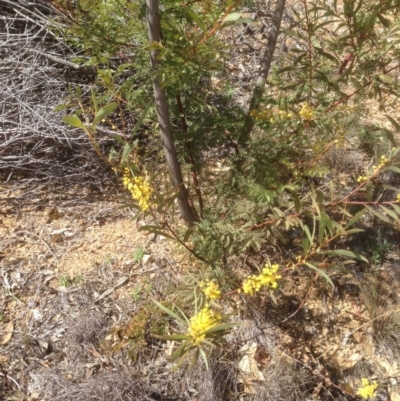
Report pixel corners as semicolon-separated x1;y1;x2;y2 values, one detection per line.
26;48;95;77
240;0;286;144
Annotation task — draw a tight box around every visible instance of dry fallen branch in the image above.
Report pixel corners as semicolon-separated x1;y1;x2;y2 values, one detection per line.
0;0;116;202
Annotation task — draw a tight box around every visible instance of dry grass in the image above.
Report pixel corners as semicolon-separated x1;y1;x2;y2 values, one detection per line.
2;2;400;401
360;265;400;361
29;369;155;401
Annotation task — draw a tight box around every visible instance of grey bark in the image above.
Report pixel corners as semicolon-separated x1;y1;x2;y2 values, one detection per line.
240;0;286;144
145;0;196;226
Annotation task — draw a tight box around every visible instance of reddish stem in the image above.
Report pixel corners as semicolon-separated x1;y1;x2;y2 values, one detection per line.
176;93;204;218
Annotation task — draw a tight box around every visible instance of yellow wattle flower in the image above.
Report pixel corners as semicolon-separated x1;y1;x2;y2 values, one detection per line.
240;264;281;296
122;171;153;211
187;305;221;345
299;103;314;121
356;378;378;399
199;280;221;300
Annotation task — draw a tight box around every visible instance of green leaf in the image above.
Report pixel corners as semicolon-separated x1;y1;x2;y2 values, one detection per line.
62;115;85;129
54;104;72;112
121;141;137;164
366;206;391;224
91;86;98;113
330;181;335;203
382;165;400;174
344;208;366;229
222;12;241;22
381;205;400;223
151;299;186;326
204;323;242;335
322;211;333;233
284;29;300;38
269;289;278;305
338;206;352;218
340;228;365;235
278;66;298;73
183;227;194;242
108;147;118;162
315;47;338;63
331;265;351;274
304;263;334;289
171;341;189;362
132;102;151;137
153;334;190;341
92;103;118;126
379;74;394;84
291;190;301;213
318;215;326;245
199;348;209;371
386;115;400;132
76;85;82;99
173;351;191;371
391;204;400;215
188;348;200;372
300;221;313;244
366;181;374;202
173;305;190;325
185;7;206;32
382;184;400;192
382;128;397;147
235;18;255;24
320;250;368;263
113;135;125;145
302;238;311;254
378;13;391;28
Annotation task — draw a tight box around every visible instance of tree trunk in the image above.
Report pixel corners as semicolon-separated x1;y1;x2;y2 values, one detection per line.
240;0;286;144
145;0;196;227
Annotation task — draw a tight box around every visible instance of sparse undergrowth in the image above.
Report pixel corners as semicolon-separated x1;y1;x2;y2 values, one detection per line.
2;0;400;400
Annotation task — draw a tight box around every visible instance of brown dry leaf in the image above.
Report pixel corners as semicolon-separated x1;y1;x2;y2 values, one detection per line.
254;346;269;369
332;353;362;376
339;382;355;395
374;357;400;377
277;348;295;365
390;390;400;401
0;321;14;345
241;377;257;395
237;342;265;394
352;331;365;343
0;354;9;365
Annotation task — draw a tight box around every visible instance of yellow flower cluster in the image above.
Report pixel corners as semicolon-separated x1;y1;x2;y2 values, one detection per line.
249;109;293;123
356;378;378;399
357;155;389;183
397;194;400;202
240;264;281;296
122;169;153;211
299;103;314;121
371;155;389;173
199;280;221;300
187;305;221;345
278;110;293;119
356;175;368;183
334;128;346;148
249;109;273;122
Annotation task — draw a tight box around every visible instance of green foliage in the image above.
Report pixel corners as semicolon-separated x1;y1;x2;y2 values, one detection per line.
152;299;240;371
132;247;145;263
55;0;400;372
58;274;84;287
105;301;169;361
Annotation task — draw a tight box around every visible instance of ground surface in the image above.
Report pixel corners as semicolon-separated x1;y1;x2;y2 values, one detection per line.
1;0;400;400
1;181;400;401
